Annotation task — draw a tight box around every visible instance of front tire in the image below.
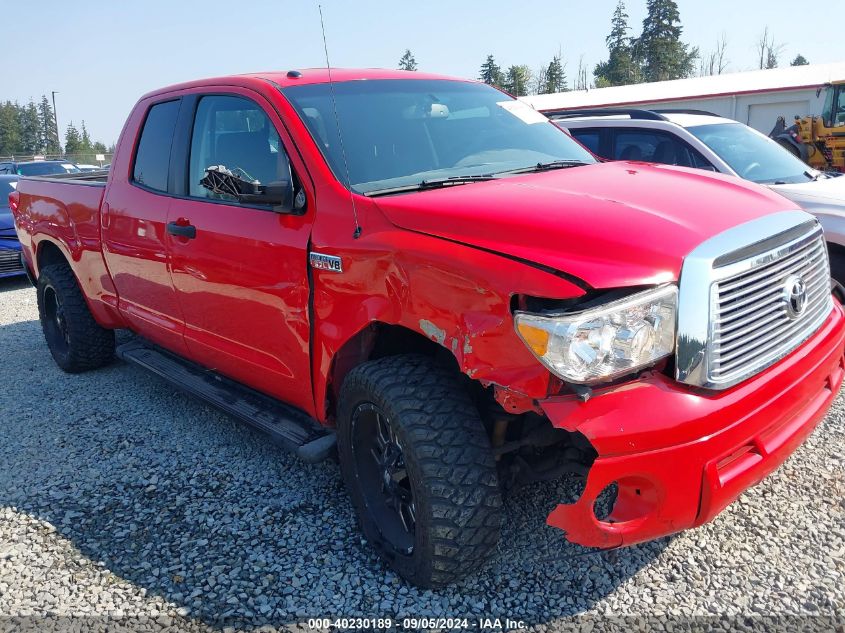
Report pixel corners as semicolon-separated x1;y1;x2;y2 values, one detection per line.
337;355;503;587
37;264;115;373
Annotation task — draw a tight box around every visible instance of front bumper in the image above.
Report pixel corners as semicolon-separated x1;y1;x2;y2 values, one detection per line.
541;301;845;548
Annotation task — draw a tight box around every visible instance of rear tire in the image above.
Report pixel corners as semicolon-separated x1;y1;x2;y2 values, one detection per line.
36;263;115;373
337;354;503;587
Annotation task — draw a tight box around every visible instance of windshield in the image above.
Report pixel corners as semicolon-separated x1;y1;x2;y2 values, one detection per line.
282;79;595;194
16;162;80;176
687;122;813;185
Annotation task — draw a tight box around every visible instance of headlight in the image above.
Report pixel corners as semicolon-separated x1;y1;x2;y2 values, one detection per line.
514;285;677;384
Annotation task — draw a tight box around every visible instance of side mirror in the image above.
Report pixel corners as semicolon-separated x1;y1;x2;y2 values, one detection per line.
200;164;306;215
264;159;306;215
260;180;294;210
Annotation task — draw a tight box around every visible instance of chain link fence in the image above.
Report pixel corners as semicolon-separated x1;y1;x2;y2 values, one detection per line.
0;152;114;167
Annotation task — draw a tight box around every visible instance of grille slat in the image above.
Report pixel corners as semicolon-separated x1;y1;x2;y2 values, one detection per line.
0;249;23;274
718;253;824;306
718;245;821;294
717;267;828;331
713;301;830;372
717;274;829;345
713;295;829;368
706;231;832;385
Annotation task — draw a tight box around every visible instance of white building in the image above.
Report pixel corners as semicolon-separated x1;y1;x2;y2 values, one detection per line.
521;62;845;134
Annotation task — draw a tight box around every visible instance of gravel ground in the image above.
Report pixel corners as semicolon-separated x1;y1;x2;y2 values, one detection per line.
0;275;844;632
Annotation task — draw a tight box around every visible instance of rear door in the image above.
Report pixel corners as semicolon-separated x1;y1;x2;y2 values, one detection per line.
102;98;188;354
166;91;315;414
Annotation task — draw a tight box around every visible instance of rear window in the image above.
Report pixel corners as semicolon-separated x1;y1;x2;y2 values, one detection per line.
133;100;180;192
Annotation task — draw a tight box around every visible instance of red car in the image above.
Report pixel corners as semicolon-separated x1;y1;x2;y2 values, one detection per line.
9;69;845;587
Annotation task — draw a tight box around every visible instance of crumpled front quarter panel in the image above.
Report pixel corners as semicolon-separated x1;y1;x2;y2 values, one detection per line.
308;198;587;421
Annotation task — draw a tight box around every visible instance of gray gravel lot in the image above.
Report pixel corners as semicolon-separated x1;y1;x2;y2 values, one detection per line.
0;275;844;632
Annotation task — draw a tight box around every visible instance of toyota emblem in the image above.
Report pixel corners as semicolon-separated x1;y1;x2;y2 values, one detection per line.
783;274;808;319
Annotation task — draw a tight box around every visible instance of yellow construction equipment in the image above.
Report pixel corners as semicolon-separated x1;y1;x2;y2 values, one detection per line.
771;82;845;173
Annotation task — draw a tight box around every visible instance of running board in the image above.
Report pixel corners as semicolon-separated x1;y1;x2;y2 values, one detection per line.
116;339;335;462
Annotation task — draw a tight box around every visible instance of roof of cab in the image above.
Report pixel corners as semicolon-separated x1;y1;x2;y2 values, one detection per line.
141;68;474;100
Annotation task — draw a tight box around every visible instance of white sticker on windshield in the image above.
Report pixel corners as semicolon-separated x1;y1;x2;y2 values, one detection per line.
496;100;548;124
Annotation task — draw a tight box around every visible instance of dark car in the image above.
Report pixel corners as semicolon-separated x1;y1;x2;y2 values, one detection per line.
0;175;23;278
0;160;80;177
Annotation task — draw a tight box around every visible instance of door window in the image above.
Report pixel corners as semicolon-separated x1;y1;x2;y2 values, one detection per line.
189;95;291;205
569;129;602;156
613;129;709;168
132;100;180;192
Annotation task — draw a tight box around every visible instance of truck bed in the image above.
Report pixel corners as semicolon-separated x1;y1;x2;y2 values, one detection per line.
24;170;109;186
13;172;118;326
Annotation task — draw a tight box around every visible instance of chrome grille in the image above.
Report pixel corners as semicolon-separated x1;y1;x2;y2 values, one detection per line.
0;249;22;274
676;211;834;390
708;228;831;386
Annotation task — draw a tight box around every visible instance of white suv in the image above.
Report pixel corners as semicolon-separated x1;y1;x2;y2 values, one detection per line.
552;109;845;284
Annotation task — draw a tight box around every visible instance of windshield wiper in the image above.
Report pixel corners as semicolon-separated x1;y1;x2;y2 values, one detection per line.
364;175;496;197
499;159;591;175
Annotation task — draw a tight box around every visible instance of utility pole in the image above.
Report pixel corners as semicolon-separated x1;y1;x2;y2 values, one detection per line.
51;91;60;156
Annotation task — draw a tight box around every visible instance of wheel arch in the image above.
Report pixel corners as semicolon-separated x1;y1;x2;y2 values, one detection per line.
32;236;125;329
321;322;459;424
35;238;71;276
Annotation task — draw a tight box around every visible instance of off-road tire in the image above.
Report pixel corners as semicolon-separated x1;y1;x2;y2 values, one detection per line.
338;354;503;587
36;263;115;373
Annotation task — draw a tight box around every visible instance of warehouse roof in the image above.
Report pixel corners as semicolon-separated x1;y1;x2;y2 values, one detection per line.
522;62;845;112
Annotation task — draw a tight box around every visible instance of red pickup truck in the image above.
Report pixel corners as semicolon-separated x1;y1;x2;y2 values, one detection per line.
9;69;845;587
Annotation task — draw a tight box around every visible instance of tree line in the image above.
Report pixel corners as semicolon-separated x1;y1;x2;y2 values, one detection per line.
0;97;110;161
398;0;810;95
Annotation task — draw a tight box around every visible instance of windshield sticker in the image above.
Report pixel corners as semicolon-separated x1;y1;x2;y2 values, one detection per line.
496;101;548;125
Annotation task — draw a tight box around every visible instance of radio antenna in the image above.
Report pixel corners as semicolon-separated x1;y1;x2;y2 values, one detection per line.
318;4;361;239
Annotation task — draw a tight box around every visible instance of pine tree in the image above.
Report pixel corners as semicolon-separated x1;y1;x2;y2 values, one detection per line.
64;121;82;156
0;102;21;157
542;55;567;94
38;95;61;154
503;65;532;96
19;101;41;154
637;0;698;82
791;54;809;67
594;1;639;86
80;121;93;153
398;49;418;71
479;54;504;88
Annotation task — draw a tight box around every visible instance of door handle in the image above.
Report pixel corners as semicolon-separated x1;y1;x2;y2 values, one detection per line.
167;221;196;239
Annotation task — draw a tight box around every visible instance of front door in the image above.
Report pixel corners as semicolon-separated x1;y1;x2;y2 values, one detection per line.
166;92;314;414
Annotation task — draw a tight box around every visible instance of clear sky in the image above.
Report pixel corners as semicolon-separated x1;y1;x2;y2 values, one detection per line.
5;0;841;146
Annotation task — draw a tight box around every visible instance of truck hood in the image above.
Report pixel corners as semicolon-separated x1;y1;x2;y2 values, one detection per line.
373;161;799;289
770;173;845;208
